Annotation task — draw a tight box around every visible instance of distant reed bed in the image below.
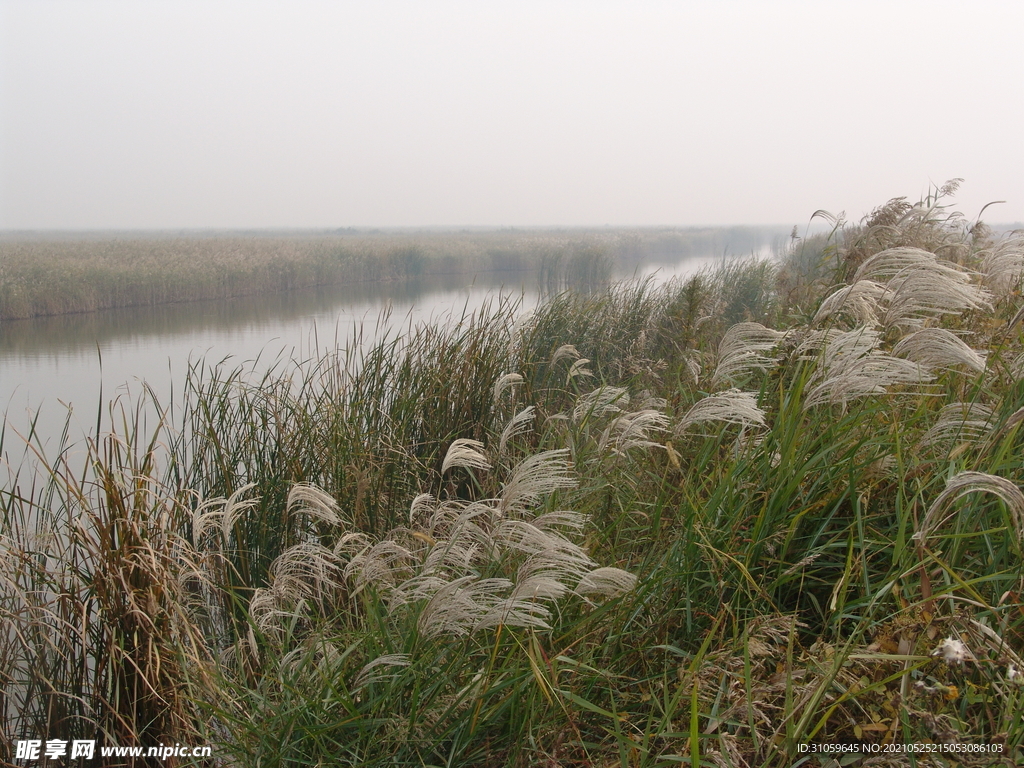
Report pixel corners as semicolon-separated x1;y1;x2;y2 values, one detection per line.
0;227;777;320
4;184;1024;765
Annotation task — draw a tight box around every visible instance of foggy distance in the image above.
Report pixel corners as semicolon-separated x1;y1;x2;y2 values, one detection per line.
2;0;1023;230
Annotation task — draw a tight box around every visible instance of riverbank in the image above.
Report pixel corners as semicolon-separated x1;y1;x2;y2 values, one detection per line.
3;192;1024;765
0;226;780;320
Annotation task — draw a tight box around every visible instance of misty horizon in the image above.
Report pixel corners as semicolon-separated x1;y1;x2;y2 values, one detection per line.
2;1;1023;230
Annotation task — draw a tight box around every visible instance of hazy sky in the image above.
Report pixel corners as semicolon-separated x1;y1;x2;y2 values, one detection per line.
2;1;1022;229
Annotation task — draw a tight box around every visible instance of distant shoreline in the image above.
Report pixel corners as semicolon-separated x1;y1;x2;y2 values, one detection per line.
0;226;786;320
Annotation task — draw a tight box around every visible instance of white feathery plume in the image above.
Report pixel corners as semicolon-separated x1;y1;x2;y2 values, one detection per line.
532;510;588;533
633;391;668;412
473;588;555;632
575;567;639;602
880;265;992;331
510;567;570;602
441;438;491;474
420;535;482;577
805;326;881;361
551;344;581;365
712;322;785;385
499;406;535;455
492;372;524;403
917;402;995;451
346;540;417;595
417;576;514;638
573;386;629;423
270;542;346;600
567;358;594;381
804;355;930;409
353;654;411;689
802;327;932;409
492;518;588;560
287;482;342;527
192;482;259;544
427;501;493;547
853;247;962;283
812;280;887;326
249;587;287;635
334;531;372;558
408;493;436;525
980;235;1024;298
500;449;576;516
915;471;1024;545
389;574;451;608
839;247;994;331
892;328;987;373
598;409;671;455
676;389;766;434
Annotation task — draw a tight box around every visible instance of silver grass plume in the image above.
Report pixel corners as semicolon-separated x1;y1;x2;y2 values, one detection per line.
598;408;671;455
408;493;436;525
441;438;491;474
853;247;966;283
567;358;594;381
492;372;524;403
575;567;639;603
249;588;296;637
853;247;992;331
979;235;1024;298
917;402;995;452
499;449;576;516
812;280;887;327
915;471;1024;545
287;482;343;527
880;269;992;331
499;406;535;455
532;510;588;534
493;519;590;563
261;448;638;640
676;389;766;434
712;322;786;385
551;343;581;365
345;539;417;595
192;482;258;544
573;386;629;423
802;327;932;409
270;542;346;602
276;639;347;678
417;576;515;638
353;653;411;690
426;501;493;547
892;328;987;373
473;587;558;632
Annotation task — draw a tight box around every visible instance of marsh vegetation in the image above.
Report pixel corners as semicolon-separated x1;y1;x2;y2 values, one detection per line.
3;187;1024;766
0;227;776;320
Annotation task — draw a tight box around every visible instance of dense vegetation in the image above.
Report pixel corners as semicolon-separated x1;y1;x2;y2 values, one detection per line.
3;185;1024;766
0;227;776;319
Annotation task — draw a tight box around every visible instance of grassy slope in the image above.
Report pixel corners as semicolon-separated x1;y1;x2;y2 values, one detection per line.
3;190;1024;766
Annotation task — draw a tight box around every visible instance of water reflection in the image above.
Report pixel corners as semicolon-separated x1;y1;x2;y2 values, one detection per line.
0;271;542;452
0;252;747;455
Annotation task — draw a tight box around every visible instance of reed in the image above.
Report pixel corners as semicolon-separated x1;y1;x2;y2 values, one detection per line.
0;227;781;320
3;187;1024;765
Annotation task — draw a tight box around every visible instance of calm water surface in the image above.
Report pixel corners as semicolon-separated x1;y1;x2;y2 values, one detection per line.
1;255;729;463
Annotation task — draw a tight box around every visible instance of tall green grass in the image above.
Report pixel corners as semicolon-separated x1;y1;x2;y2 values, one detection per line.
4;187;1024;765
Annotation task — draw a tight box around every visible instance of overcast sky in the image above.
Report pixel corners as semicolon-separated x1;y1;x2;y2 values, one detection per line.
1;1;1022;230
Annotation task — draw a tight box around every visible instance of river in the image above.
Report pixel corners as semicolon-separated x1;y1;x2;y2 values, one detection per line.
0;252;739;470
